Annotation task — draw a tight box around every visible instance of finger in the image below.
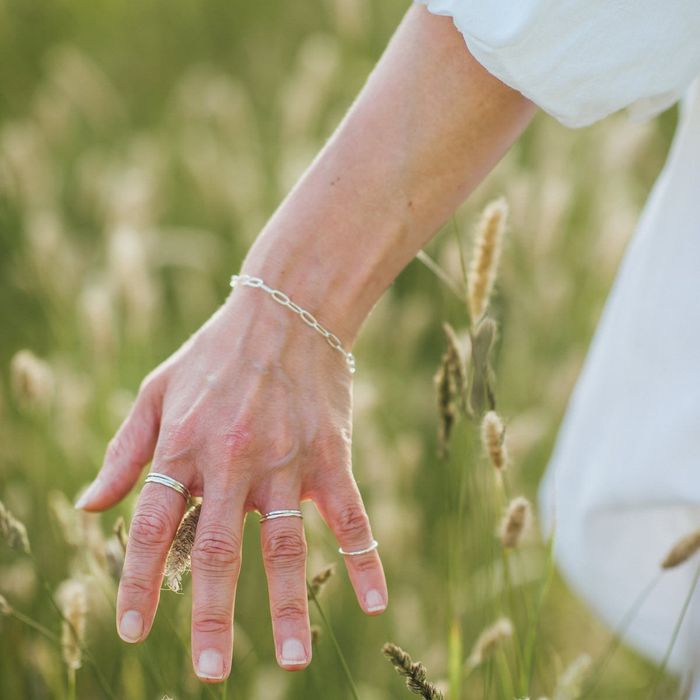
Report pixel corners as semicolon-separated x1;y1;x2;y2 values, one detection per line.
76;376;163;511
190;480;247;682
314;470;388;615
116;471;189;643
259;495;311;671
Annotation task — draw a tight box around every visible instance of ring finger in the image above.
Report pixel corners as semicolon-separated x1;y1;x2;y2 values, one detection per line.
259;490;311;670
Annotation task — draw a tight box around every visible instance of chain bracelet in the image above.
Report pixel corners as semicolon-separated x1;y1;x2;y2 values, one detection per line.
230;274;356;374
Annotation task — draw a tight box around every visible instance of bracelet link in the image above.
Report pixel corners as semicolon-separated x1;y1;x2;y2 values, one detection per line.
230;273;356;373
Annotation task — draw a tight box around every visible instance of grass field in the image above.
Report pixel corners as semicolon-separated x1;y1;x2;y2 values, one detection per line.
0;1;685;698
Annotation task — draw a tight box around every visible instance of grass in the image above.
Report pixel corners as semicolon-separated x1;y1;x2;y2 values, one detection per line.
0;0;688;698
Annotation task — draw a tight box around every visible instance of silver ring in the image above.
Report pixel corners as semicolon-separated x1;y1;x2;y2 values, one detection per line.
338;539;379;556
259;509;303;523
144;473;191;502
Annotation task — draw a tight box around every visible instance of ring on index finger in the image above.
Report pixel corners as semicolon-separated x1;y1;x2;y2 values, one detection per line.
144;472;192;502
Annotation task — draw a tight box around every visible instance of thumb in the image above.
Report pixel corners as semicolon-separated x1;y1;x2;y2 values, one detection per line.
75;376;163;511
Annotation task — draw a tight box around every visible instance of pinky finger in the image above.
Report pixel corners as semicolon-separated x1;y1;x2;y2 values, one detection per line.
313;472;388;615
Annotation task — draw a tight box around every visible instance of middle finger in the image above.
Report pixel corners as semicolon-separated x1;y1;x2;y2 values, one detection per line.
190;478;247;682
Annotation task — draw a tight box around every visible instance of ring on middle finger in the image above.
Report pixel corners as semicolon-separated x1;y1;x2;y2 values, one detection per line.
259;509;303;523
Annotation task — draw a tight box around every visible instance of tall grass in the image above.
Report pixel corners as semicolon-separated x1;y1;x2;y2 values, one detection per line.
0;0;686;698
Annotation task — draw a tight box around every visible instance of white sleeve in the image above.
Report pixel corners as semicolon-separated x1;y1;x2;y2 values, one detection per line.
415;0;700;127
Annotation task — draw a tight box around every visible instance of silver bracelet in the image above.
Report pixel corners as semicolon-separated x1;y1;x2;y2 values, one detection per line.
230;274;356;373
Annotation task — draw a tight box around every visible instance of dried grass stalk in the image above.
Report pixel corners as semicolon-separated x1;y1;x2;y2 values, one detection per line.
0;500;31;554
164;504;201;592
466;617;513;668
467;198;508;324
499;496;531;549
382;642;444;700
308;564;335;599
113;516;128;554
661;529;700;569
434;322;467;458
481;410;508;470
57;578;87;670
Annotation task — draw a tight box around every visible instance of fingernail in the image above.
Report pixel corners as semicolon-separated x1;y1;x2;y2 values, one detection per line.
197;649;225;679
74;477;102;509
118;610;143;642
280;638;307;665
365;588;386;612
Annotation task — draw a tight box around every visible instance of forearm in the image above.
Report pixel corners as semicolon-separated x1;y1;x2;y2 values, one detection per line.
239;5;536;346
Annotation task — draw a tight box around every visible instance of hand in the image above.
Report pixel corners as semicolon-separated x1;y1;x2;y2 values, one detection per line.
76;287;388;681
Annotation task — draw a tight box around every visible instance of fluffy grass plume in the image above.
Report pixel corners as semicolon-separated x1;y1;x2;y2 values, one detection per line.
466;617;513;668
467;197;508;324
553;654;592;700
57;578;87;671
481;410;508;470
661;528;700;569
0;500;31;554
10;349;54;411
164;503;201;593
382;642;444;700
499;496;532;549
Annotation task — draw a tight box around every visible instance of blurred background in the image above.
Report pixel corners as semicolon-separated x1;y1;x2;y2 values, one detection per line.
0;0;681;698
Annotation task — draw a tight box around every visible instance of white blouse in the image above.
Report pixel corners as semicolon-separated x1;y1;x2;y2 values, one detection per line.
416;0;700;691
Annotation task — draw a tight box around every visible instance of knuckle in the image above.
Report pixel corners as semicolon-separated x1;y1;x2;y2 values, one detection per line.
263;528;307;567
192;527;241;572
129;505;173;547
119;574;152;599
335;504;370;540
192;608;232;635
105;432;130;465
221;421;255;460
271;598;307;622
352;553;378;574
313;429;350;468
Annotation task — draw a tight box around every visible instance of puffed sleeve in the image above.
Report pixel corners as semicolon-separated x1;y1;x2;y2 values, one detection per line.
414;0;700;127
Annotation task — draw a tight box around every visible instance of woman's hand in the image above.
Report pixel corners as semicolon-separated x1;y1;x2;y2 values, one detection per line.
76;0;534;683
76;287;387;681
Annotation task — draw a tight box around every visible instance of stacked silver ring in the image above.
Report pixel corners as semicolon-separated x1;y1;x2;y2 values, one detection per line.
144;473;191;502
258;509;303;523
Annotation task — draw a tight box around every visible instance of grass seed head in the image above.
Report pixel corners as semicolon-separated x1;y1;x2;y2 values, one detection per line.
553;654;592;700
499;496;532;549
308;564;335;599
0;500;31;554
382;642;445;700
0;592;12;615
57;578;87;670
164;504;201;593
466;617;513;668
10;349;54;411
661;529;700;569
467;197;508;324
481;410;508;470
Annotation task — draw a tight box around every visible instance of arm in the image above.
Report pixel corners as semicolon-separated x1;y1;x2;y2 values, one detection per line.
242;5;535;343
77;4;535;683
